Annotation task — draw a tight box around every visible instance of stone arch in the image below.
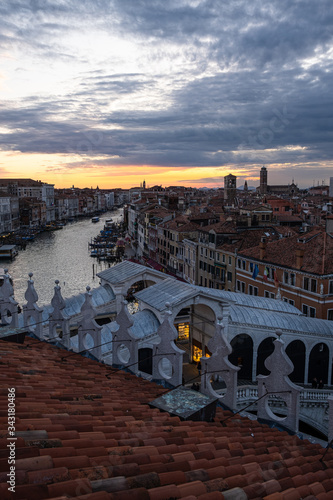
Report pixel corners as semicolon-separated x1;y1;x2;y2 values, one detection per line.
111;272;165;313
174;300;217;363
126;278;158;299
229;334;253;381
308;342;329;384
286;340;306;383
257;337;276;376
113;272;164;299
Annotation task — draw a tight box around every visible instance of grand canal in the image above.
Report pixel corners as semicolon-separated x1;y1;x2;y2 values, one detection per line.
3;209;124;307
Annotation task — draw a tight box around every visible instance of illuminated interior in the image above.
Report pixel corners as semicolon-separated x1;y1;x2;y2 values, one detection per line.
193;346;203;362
176;322;189;342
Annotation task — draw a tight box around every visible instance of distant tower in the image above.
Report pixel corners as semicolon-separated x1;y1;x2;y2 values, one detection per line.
143;180;146;190
224;174;237;204
260;166;268;194
244;180;248;192
330;177;333;198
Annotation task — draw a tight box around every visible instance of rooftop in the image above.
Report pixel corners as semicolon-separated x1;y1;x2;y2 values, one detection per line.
1;336;333;500
97;260;165;285
239;228;333;274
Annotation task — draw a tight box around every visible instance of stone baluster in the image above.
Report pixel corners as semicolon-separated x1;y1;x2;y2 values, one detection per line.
328;396;333;444
257;330;301;434
152;302;184;387
78;286;103;361
112;296;138;373
48;280;70;348
200;316;240;410
0;270;18;328
22;273;44;339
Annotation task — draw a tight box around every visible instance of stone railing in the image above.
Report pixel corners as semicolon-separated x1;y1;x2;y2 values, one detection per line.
237;385;333;405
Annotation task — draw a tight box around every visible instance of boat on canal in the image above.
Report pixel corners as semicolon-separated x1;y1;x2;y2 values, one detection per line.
91;216;100;223
0;245;18;260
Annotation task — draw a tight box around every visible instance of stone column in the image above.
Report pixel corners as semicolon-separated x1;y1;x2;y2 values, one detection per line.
304;345;310;385
328;396;333;443
252;337;259;383
113;285;124;314
328;346;332;388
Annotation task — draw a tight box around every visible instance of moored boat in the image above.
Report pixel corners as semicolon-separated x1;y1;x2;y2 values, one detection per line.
0;245;18;260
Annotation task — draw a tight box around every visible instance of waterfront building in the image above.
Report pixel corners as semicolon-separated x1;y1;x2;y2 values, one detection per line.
0;178;56;223
19;198;47;227
157;215;199;277
0;193;14;233
54;193;80;221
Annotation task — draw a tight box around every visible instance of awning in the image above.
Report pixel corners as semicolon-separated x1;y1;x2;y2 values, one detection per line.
147;259;164;272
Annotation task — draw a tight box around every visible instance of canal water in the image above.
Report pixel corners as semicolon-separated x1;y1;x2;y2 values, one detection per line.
3;209;124;307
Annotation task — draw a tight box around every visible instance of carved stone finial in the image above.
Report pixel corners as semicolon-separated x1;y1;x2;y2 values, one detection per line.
257;331;301;433
201;318;239;410
29;272;33;279
86;285;91;293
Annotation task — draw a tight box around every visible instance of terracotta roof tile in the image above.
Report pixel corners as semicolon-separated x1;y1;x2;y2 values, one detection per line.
147;484;181;500
280;488;302;500
14;483;49;499
207;466;227;480
204;477;228;493
0;337;331;500
69;466;109;481
27;466;70;485
178;479;207;497
197;492;224;500
76;492;111;500
322;479;333;491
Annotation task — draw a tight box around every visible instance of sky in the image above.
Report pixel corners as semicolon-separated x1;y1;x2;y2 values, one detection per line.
1;0;333;190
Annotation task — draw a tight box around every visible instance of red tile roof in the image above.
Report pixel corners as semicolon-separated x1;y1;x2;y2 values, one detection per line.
239;227;333;274
0;337;332;500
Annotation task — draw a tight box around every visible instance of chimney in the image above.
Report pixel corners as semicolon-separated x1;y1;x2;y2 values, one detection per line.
296;248;304;269
259;236;267;260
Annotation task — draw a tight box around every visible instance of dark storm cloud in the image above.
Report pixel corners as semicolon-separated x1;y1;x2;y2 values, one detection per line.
1;0;333;185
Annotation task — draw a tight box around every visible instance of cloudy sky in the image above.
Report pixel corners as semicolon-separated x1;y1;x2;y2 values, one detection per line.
1;0;333;189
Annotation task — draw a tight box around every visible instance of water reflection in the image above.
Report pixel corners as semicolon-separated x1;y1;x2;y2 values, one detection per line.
4;209;124;306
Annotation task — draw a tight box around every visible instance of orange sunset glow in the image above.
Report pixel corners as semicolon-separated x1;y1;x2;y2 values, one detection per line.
1;1;332;189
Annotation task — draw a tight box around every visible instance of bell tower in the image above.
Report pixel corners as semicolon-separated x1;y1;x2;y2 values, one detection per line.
260;166;267;194
224;174;237;204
